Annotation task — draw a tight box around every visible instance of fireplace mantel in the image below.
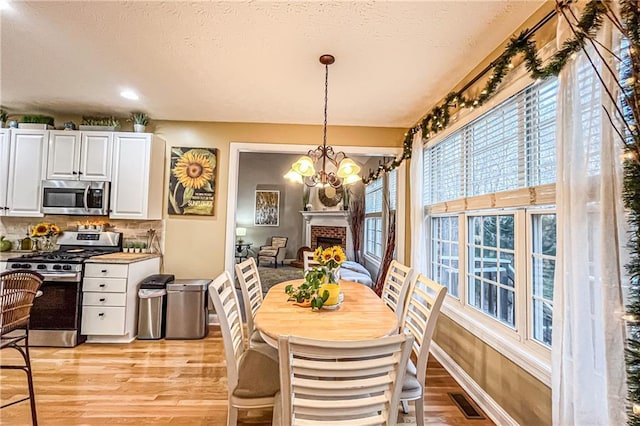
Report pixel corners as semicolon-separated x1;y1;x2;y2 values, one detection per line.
300;210;349;221
300;210;352;258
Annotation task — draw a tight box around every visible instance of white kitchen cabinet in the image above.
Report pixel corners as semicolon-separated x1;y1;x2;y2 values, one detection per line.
0;261;7;272
109;133;164;220
82;256;160;343
6;129;47;217
47;131;112;181
0;129;10;215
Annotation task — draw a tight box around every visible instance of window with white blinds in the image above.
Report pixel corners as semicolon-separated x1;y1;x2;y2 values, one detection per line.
423;77;558;205
365;177;384;260
365;178;383;214
423;132;463;205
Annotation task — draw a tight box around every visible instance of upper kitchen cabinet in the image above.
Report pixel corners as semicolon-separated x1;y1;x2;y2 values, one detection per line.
0;129;10;215
6;129;47;217
110;133;164;220
47;131;112;181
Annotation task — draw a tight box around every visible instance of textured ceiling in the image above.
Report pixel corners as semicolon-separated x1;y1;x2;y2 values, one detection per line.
1;1;544;127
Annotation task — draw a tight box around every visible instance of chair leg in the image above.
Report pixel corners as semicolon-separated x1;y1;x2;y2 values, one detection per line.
415;398;425;426
227;404;238;426
401;399;409;414
274;258;277;269
24;335;38;426
1;334;38;426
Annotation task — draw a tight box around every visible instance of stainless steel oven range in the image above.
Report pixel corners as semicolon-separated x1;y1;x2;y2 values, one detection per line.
7;231;122;347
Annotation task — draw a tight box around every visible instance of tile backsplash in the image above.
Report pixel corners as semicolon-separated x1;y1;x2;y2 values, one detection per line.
0;216;164;253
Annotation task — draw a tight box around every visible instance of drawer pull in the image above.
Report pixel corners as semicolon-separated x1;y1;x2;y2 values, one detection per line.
98;313;105;317
99;298;106;302
101;269;107;273
99;284;106;288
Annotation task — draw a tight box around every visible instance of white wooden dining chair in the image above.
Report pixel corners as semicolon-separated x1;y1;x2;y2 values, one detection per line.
399;273;447;426
302;251;319;272
273;333;415;426
381;260;414;324
234;257;274;354
208;271;279;426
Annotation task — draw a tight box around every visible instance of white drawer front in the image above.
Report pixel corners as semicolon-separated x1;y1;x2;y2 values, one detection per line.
83;277;127;293
84;263;129;278
81;306;126;335
83;292;127;307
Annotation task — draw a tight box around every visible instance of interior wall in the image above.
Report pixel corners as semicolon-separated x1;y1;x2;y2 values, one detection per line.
237;152;303;259
154;120;404;279
434;316;552;425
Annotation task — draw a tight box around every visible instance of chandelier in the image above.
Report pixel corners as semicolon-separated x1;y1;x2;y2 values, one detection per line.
284;54;361;188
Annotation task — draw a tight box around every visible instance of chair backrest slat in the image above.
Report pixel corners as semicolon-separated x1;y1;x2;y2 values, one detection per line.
400;273;447;384
234;258;263;337
209;271;245;392
303;251;319;272
1;271;43;335
381;260;413;322
278;333;414;426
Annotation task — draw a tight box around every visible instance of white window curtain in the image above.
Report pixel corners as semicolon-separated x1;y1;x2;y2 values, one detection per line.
410;129;426;274
552;10;628;425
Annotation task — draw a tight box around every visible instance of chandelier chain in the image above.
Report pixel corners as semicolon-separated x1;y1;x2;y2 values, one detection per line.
323;62;329;149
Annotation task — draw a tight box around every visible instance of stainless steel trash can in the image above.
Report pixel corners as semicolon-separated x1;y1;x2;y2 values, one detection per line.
137;289;167;339
165;279;211;339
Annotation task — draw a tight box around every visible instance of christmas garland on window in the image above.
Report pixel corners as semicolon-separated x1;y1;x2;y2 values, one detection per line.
363;1;640;423
362;0;614;185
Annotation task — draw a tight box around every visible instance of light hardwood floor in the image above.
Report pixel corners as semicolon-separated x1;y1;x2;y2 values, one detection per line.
1;327;495;425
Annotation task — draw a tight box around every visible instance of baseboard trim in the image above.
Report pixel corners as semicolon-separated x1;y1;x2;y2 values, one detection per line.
431;342;519;426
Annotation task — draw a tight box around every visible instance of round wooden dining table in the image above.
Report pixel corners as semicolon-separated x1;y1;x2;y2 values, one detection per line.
254;279;399;347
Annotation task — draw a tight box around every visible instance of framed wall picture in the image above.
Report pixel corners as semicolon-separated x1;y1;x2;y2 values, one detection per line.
254;190;280;226
168;147;217;215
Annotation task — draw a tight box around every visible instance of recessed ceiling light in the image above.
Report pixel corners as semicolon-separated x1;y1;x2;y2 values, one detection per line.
0;1;12;10
120;90;139;100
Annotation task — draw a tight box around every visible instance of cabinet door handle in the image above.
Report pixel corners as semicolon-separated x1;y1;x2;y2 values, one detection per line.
98;312;105;317
78;171;83;175
101;269;107;273
99;298;106;302
99;284;106;288
72;171;77;175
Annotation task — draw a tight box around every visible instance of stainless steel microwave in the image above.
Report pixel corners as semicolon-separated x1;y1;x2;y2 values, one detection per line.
42;180;110;215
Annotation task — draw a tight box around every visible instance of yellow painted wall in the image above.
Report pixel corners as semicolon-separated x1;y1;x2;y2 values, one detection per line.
153;121;404;279
434;316;552;425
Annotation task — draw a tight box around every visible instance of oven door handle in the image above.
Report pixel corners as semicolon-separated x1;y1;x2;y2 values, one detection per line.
39;272;81;282
83;185;90;211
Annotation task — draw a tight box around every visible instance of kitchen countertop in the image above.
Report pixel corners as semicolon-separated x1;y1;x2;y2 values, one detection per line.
0;250;36;262
85;253;161;264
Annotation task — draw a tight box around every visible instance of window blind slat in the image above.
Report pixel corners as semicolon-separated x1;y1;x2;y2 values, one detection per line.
423;77;558;205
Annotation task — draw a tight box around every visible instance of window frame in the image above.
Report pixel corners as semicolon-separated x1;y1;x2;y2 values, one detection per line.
428;207;553;386
526;207;557;356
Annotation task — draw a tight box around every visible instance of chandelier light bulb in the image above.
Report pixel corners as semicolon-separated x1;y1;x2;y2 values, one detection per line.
292;156;316;177
283;169;304;184
337;158;361;178
342;173;362;185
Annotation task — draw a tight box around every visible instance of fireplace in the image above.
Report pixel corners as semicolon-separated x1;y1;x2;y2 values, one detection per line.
316;236;342;248
311;225;346;250
301;210;352;259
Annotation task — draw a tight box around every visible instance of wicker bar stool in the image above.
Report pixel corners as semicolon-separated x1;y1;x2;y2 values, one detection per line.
1;270;43;425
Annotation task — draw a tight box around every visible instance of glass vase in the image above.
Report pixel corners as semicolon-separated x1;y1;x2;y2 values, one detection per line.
40;236;57;252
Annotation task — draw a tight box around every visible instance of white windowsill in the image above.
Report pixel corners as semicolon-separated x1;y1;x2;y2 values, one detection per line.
441;301;552;387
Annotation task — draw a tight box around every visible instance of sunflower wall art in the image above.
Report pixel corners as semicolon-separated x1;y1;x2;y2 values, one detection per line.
169;147;217;215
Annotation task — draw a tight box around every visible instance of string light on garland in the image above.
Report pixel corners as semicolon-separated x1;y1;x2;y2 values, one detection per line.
363;0;617;186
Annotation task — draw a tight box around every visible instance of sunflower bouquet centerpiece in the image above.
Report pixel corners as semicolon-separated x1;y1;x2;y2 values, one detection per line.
285;245;346;310
31;222;63;252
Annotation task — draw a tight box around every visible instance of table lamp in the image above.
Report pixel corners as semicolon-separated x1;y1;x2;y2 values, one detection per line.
236;227;247;244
